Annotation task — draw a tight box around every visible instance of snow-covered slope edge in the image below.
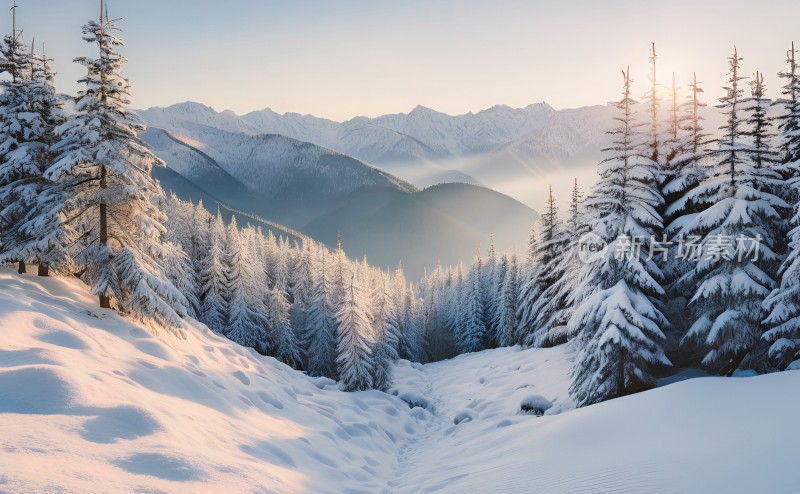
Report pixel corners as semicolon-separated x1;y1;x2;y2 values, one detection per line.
1;269;798;493
0;270;421;494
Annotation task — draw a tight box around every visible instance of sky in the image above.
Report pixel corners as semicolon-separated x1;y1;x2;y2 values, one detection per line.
9;0;800;121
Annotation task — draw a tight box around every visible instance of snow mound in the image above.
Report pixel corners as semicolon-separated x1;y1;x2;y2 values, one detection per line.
519;394;552;416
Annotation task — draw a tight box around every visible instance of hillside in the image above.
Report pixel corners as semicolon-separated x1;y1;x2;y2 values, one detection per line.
302;183;537;277
141;121;416;227
1;269;798;493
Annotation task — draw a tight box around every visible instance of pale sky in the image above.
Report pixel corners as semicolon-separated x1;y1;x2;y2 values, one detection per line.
10;0;800;120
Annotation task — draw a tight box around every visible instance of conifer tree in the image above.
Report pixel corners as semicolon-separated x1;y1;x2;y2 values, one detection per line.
199;212;228;332
336;274;375;392
372;278;400;391
569;67;670;406
46;8;188;327
674;49;785;374
455;250;487;353
495;252;520;347
267;286;302;368
304;252;338;378
525;186;570;347
0;13;69;276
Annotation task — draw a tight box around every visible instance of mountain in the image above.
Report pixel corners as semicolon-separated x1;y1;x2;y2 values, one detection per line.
3;269;797;493
141;122;417;227
137;101;617;208
303;183;537;276
141;120;537;277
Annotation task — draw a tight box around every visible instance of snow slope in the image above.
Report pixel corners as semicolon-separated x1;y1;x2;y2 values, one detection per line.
2;269;798;493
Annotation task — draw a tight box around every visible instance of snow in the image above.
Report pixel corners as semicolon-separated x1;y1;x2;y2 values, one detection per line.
2;268;799;493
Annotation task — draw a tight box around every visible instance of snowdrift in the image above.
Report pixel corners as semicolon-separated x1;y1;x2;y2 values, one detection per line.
1;268;798;493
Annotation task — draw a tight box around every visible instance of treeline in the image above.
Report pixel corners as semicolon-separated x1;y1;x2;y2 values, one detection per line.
160;195;425;390
419;43;800;406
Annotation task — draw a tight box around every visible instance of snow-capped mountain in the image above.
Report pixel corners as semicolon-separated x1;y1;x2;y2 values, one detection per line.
137;101;617;208
141;122;536;277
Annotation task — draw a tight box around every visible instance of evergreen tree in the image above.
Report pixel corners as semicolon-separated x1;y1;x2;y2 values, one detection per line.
224;217;268;348
495;252;520;347
774;42;800;174
304;252;338;378
675;48;785;374
46;10;188;327
0;18;69;276
455;250;487;353
569;67;671;407
763;203;800;371
336;274;375;392
372;278;400;391
524;186;570;347
267;286;302;368
198;212;228;333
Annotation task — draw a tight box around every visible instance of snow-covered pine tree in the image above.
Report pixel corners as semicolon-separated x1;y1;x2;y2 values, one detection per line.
304;251;338;378
336;274;375;392
524;186;570;347
763;203;800;371
763;43;800;372
483;236;499;345
371;277;401;391
399;283;425;362
0;20;69;276
455;249;487;354
495;251;520;347
161;241;200;318
267;285;302;368
674;49;785;374
224;217;268;348
774;42;800;181
568;67;671;407
515;222;540;345
47;10;188;327
198;211;228;333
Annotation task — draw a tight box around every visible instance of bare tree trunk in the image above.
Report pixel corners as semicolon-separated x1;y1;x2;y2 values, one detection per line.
99;165;111;309
38;263;49;277
17;261;26;274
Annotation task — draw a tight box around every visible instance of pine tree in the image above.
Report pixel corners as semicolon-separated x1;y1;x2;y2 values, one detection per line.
224;217;268;348
267;286;302;368
0;17;69;276
455;250;487;354
774;42;800;174
198;212;228;332
372;278;400;391
515;223;540;345
495;252;520;347
304;252;338;378
763;203;800;371
675;48;785;374
336;274;375;392
524;185;570;347
568;67;671;407
161;241;200;318
46;9;187;327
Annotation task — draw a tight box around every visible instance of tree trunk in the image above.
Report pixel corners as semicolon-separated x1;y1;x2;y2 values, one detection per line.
99;165;111;309
38;263;49;277
17;261;26;274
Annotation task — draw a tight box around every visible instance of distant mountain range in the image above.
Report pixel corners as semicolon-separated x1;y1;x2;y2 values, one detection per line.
139;102;619;207
139;113;538;277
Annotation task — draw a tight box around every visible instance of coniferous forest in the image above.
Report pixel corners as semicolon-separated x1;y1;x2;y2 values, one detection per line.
1;3;799;413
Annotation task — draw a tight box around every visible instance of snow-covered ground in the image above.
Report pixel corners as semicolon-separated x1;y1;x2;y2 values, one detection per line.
1;268;798;493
